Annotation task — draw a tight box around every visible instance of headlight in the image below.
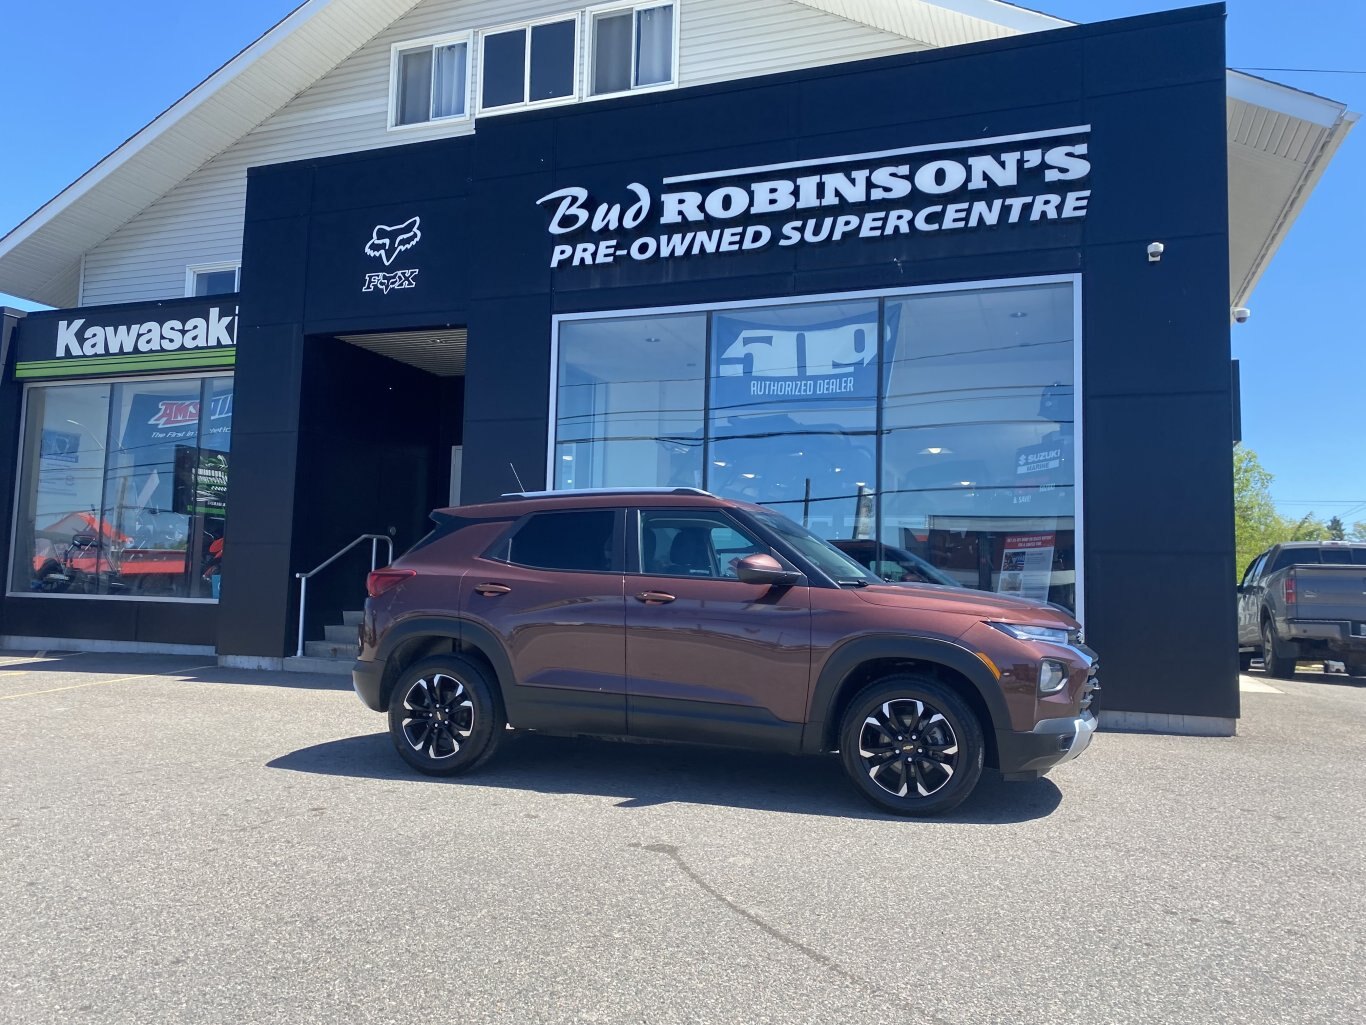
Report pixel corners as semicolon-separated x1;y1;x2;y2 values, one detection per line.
1038;658;1069;694
986;621;1070;645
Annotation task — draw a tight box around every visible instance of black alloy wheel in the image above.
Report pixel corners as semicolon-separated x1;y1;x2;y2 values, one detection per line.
387;655;504;776
1260;620;1298;679
838;676;984;817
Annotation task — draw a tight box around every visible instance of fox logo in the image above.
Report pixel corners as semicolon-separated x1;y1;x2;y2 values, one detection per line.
364;216;422;266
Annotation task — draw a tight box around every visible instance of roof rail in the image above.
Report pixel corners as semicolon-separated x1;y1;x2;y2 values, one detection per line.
499;487;716;500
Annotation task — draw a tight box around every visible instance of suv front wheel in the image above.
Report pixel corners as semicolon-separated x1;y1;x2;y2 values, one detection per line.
838;675;984;817
387;655;504;776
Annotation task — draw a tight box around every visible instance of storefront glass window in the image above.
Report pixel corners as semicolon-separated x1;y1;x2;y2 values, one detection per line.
882;283;1076;608
552;278;1079;612
555;312;706;490
10;374;233;600
708;300;879;539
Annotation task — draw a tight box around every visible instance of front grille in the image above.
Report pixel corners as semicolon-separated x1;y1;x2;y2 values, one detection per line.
1080;663;1100;713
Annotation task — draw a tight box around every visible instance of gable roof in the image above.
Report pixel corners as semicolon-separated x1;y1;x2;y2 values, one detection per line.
0;0;1354;309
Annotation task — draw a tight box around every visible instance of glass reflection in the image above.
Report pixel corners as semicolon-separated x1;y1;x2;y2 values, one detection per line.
555;313;706;489
708;300;880;538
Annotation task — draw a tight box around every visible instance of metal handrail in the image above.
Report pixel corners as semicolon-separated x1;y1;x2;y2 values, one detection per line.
294;533;394;658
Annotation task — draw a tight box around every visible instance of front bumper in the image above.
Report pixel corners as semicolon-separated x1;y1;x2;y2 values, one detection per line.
997;711;1097;781
352;657;387;711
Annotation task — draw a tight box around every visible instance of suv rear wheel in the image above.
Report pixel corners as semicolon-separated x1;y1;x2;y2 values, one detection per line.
838;675;984;817
387;655;504;776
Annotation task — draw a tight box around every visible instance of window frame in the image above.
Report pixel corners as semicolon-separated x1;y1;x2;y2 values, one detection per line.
476;13;583;118
7;370;235;604
184;262;240;298
585;1;680;101
387;30;475;131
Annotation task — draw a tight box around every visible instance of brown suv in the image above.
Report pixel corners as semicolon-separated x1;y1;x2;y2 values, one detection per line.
353;488;1098;816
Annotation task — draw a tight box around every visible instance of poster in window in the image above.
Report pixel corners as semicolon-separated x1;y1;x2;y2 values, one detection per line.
997;533;1055;602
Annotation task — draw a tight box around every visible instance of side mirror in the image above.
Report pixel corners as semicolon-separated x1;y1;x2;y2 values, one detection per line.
736;553;803;587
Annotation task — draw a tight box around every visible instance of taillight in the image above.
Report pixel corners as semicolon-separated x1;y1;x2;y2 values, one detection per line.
367;568;415;598
1283;570;1296;606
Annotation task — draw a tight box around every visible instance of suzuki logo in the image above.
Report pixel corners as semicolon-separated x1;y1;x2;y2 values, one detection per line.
364;217;422;266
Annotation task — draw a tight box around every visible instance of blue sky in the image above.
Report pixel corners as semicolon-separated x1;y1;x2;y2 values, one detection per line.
1;1;1361;523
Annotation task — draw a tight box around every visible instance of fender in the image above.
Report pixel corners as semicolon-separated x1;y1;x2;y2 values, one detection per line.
801;633;1010;754
374;614;521;716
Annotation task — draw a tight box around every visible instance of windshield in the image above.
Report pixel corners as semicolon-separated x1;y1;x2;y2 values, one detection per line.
749;509;882;585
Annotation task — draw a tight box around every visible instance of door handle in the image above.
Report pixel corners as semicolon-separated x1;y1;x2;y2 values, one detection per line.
474;583;512;596
635;590;676;605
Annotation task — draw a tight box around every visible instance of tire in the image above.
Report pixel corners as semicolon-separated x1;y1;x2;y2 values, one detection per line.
387;655;504;776
838;675;984;817
1238;651;1254;673
1261;620;1297;679
1347;660;1366;679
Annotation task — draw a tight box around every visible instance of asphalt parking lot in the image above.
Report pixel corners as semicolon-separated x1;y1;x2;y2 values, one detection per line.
1;651;1362;1025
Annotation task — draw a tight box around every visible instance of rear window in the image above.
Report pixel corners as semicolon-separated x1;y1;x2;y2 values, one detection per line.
495;510;618;572
1269;547;1366;571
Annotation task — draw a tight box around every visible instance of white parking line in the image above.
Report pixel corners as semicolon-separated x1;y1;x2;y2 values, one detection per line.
0;664;218;701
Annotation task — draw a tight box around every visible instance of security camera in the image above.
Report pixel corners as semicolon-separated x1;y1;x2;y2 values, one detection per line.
1232;306;1251;324
1147;242;1165;263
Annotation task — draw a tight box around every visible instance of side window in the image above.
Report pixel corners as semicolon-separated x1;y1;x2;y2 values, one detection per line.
501;510;617;572
638;510;768;579
1354;549;1366;566
1241;554;1264;587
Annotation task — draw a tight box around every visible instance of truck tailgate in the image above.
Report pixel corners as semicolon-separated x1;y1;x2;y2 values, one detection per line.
1290;566;1366;624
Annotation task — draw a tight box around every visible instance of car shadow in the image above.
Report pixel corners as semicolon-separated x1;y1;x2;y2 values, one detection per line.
267;730;1064;825
1252;665;1366;690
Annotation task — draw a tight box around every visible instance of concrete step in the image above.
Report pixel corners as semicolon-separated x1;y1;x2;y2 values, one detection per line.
282;655;353;677
325;623;358;644
341;610;364;627
305;639;359;660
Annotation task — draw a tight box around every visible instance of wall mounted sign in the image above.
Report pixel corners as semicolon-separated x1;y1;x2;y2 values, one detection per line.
363;216;423;294
537;126;1091;269
14;300;237;379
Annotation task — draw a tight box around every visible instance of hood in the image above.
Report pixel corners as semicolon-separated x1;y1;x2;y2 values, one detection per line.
852;583;1078;626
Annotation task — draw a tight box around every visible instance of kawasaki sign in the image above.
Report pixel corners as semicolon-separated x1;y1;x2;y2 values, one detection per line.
14;299;237;379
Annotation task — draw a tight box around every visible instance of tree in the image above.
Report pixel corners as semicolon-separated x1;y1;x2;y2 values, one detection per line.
1327;516;1346;541
1352;521;1366;543
1233;445;1285;575
1232;445;1335;576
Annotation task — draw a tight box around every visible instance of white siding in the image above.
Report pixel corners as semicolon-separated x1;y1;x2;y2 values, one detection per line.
81;0;923;305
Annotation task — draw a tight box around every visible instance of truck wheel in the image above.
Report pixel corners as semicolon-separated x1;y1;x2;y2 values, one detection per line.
387;655;504;776
838;675;984;817
1260;621;1297;679
1238;651;1253;673
1347;660;1366;679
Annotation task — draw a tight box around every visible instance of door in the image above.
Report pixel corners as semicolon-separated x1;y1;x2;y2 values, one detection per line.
625;507;811;751
459;507;626;733
1236;553;1266;645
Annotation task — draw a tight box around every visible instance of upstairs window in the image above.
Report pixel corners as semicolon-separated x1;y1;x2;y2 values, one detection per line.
589;2;675;97
390;35;471;127
479;17;579;114
187;263;239;297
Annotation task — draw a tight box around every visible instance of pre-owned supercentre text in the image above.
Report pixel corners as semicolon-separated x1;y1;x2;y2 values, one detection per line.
536;134;1091;269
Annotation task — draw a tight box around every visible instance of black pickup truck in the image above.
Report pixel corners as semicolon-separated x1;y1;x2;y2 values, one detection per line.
1237;542;1366;677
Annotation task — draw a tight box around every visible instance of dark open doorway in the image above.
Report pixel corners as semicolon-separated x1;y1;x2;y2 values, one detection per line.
292;329;466;649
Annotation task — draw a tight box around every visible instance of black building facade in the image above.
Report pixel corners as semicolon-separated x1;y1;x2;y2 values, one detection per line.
0;5;1240;731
